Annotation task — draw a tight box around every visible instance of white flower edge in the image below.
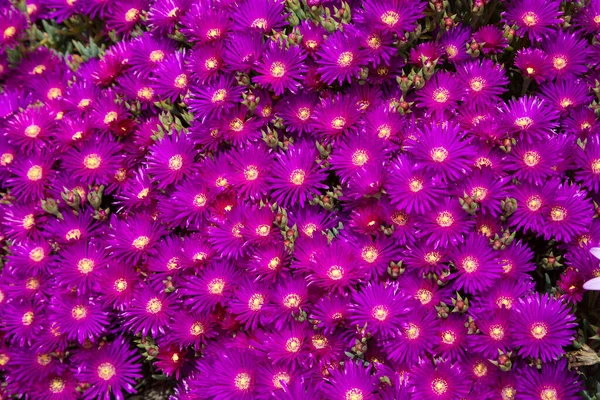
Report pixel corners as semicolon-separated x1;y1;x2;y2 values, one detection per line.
584;247;600;290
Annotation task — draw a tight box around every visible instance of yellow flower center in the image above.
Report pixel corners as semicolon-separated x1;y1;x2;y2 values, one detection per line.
591;159;600;174
25;125;41;138
550;206;567;222
522;11;539;26
251;18;267;29
523;151;540;167
97;362;116;380
231;222;243;238
132;235;150;250
559;97;573;109
248;293;264;311
540;387;558;400
409;178;423;192
114;278;128;292
193;193;207;207
302;223;317;237
149;50;165;62
270;62;286;78
26;277;40;290
168;154;183;171
137;87;154;100
502;385;516;400
425;251;441;264
146;298;162;314
441;330;456;344
417;289;433;304
272;372;290;389
461;256;478;273
496;296;513;309
211;88;227;103
4;26;16;39
377;124;391;139
531;322;548;339
229;118;244;132
432;88;450;103
208;278;225;294
470;77;486;92
137;188;149;199
244;165;259;181
71;305;87;320
436;211;454;227
125;8;139;22
431;378;448;395
473;362;488;377
174;74;188;89
289;169;306;185
22;311;34;326
168;7;179;18
514;116;533;129
84;154;102;169
367;34;381;49
351;150;369;166
47;87;62;100
27;165;43;181
305;39;318;49
345;388;364;400
285;337;301;353
190;321;205;335
372;305;389;321
255;224;270;236
553;55;567;70
22;214;35;230
205;57;218;70
337;51;354;68
430;146;449;162
405;323;420;339
527;195;542;211
327;265;344;280
77;258;95;274
1;152;14;166
331;116;346;129
37;353;51;366
49;378;65;393
167;256;180;270
283;293;301;308
361;246;379;263
104;111;118;125
489;324;505;340
381;10;400;26
471;186;488;200
235;372;251;390
206;28;221;39
78;98;91;109
29;247;45;262
392;211;408;226
446;45;458;58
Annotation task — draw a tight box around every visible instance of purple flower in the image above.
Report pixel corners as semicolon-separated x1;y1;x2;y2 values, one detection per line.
321;361;377;400
503;0;562;42
123;285;176;336
146;133;197;188
450;233;502;294
511;293;577;362
516;359;582;400
415;72;465;116
316;30;368;85
254;42;307;96
269;141;328;207
79;337;143;400
409;360;470;400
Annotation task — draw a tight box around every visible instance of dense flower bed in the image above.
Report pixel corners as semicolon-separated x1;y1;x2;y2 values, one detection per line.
1;0;600;398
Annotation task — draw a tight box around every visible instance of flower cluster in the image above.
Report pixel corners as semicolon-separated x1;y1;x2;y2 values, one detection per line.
0;0;598;398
